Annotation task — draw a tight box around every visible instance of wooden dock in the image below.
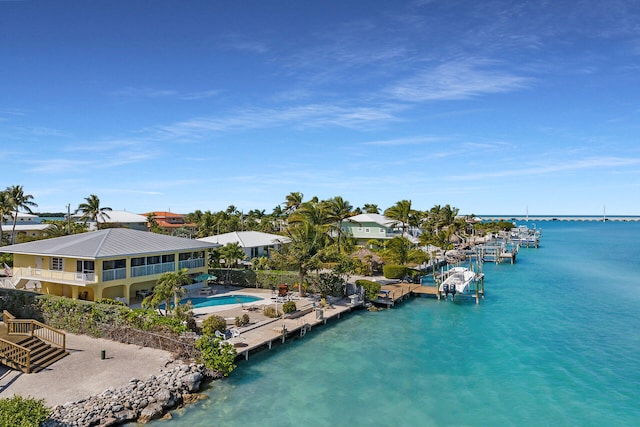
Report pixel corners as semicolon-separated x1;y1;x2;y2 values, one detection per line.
374;283;421;308
228;273;490;360
475;244;517;264
230;300;358;361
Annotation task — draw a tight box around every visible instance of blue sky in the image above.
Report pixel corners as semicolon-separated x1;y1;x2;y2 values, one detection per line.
2;0;640;216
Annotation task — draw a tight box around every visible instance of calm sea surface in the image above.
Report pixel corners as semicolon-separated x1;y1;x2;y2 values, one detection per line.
152;221;640;426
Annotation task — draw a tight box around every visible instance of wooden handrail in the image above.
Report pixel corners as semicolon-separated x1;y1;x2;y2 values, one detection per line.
3;310;66;351
0;337;31;374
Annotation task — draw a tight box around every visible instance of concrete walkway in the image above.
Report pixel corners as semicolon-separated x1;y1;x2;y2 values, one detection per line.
0;332;174;407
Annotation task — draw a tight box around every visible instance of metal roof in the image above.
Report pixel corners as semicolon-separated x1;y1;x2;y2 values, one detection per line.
198;231;290;248
346;213;399;227
0;228;219;259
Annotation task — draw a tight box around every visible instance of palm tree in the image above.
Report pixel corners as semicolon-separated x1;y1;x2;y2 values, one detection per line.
384;200;416;235
143;268;191;315
272;222;325;295
76;194;112;229
7;185;38;245
146;213;163;234
283;192;304;214
0;190;14;246
325;196;354;254
362;204;380;214
288;201;328;228
219;242;247;284
43;221;69;238
195;210;216;238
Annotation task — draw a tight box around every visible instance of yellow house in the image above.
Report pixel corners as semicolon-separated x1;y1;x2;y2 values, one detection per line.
0;228;219;304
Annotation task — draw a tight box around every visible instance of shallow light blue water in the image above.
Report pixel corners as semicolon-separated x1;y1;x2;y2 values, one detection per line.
153;222;640;426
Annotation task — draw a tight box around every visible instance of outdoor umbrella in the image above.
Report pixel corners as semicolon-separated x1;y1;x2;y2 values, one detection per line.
194;273;217;282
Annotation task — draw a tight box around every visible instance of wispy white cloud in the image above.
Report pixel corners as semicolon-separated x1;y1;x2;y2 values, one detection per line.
220;34;270;54
111;87;219;101
386;58;531;102
450;156;640;181
26;150;155;174
152;103;402;139
363;136;445;146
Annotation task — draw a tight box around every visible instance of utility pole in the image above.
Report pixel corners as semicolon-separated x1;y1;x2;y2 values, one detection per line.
67;204;71;235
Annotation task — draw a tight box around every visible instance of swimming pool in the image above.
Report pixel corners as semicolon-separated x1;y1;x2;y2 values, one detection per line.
164;294;263;309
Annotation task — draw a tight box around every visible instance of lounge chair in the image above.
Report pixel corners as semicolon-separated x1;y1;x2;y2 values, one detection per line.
215;330;233;340
198;287;215;296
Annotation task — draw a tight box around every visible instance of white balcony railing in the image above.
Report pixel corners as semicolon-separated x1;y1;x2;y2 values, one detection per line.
130;262;176;278
179;258;205;269
102;268;127;282
12;267;96;287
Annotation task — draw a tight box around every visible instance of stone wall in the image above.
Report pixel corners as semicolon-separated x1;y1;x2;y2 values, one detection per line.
43;363;212;426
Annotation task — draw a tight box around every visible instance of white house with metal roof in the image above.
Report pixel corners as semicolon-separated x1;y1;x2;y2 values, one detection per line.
0;228;219;303
71;210;149;231
1;213;53;243
198;231;290;259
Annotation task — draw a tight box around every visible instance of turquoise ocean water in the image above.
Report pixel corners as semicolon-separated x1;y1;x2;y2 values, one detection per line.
152;221;640;426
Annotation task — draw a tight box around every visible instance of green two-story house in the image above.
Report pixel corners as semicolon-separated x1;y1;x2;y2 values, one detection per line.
341;213;404;246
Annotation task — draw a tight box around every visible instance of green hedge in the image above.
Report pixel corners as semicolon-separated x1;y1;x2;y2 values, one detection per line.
211;268;257;287
382;264;408;279
254;270;301;290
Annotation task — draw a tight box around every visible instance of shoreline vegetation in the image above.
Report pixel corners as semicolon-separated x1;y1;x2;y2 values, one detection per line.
0;187;612;425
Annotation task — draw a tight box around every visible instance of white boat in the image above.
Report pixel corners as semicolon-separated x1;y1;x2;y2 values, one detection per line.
439;266;477;301
509;224;541;247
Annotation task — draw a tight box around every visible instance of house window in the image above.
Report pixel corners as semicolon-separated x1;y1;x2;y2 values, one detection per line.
365;228;370;233
379;228;385;233
103;259;126;270
131;257;146;267
76;260;95;273
357;227;363;232
51;257;63;271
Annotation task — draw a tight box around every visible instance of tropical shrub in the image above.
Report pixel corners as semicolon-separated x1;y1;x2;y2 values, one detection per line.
383;264;408;279
201;315;227;336
195;335;237;377
234;313;250;327
282;301;297;314
0;290;41;320
355;279;381;301
0;395;49;427
95;297;127;306
263;306;281;318
38;295;189;336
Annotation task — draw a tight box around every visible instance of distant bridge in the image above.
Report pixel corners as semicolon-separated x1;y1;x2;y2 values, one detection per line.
473;216;640;222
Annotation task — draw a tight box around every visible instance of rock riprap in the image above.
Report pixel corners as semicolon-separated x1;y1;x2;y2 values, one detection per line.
43;363;210;426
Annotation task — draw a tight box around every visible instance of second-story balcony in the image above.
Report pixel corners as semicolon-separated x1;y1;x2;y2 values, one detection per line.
131;262;175;278
102;268;127;282
179;258;205;269
12;267;96;287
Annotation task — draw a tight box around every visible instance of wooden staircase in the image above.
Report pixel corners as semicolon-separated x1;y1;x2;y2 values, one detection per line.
9;336;69;373
0;311;68;374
